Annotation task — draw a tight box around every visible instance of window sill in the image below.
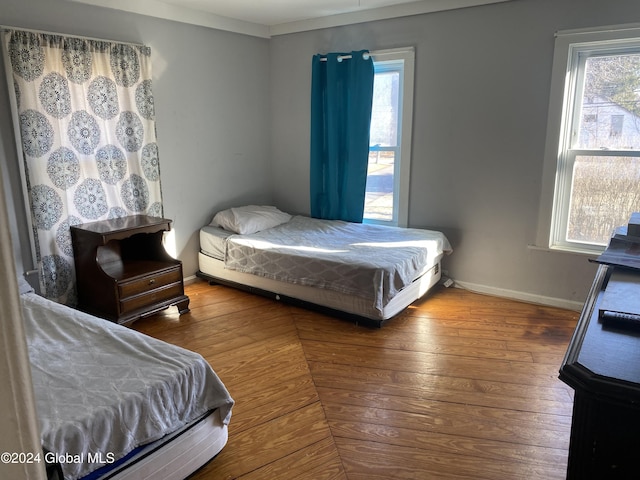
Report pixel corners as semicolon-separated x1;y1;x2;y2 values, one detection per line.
527;243;602;257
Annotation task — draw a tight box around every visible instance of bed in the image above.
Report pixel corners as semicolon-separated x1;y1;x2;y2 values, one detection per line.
197;205;452;326
18;276;234;480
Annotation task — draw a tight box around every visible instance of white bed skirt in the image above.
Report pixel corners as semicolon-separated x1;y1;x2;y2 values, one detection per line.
198;251;443;322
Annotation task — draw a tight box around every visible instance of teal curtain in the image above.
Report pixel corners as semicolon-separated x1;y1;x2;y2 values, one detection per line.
310;50;374;222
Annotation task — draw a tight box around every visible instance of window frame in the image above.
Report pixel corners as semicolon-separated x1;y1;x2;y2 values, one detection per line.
364;47;414;228
537;24;640;254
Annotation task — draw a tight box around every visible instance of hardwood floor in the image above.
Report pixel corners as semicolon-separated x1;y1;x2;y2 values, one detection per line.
132;280;579;479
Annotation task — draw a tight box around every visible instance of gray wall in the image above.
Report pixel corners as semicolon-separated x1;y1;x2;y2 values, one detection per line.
270;0;640;308
0;0;271;277
3;0;639;308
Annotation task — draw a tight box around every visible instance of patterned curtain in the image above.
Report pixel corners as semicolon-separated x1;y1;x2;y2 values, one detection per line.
2;30;163;305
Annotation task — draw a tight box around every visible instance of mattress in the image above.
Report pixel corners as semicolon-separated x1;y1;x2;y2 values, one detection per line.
21;291;234;480
211;215;450;311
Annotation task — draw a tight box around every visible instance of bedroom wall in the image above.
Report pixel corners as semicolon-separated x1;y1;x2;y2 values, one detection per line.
0;0;271;278
269;0;640;309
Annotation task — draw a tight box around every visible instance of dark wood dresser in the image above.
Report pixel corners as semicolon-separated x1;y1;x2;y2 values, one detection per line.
560;264;640;479
71;215;189;325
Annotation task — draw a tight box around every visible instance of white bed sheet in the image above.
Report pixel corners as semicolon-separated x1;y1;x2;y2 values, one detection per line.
199;225;233;260
21;292;234;480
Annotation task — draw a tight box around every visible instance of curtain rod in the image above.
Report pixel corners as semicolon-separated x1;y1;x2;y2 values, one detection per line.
319;52;370;62
0;25;144;47
318;47;414;62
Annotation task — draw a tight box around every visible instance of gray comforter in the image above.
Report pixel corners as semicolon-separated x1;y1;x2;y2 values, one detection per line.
21;292;233;480
224;215;452;312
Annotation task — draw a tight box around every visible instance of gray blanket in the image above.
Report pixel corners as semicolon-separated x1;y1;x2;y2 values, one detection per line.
224;215;452;312
21;292;233;480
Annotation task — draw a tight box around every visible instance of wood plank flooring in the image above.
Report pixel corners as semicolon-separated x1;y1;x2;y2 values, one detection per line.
131;280;579;479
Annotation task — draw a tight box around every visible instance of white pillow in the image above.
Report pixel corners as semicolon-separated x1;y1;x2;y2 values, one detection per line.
211;205;291;235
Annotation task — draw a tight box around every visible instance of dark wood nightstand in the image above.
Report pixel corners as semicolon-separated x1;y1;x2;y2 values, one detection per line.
71;215;189;325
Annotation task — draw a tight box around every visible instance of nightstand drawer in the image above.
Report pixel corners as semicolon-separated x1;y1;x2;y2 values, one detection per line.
120;282;184;314
118;268;182;298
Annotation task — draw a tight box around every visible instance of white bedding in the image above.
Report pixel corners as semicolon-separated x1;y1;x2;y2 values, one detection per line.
200;225;233;260
21;292;234;480
223;215;452;312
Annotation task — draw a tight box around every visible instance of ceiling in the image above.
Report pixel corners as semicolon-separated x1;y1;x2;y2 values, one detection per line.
68;0;511;38
162;0;446;26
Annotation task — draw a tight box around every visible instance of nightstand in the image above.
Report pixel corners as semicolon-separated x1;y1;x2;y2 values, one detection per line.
71;215;190;325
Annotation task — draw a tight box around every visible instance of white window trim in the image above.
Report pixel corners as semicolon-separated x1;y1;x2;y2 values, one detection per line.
366;47;414;228
537;23;640;255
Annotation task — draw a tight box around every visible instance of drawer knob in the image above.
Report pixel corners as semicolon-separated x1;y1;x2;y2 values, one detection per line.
149;279;156;285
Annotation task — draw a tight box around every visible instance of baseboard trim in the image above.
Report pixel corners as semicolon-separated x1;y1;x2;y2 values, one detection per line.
453;280;584;312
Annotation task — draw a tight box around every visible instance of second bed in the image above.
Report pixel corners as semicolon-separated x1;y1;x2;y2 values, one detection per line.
197;206;452;326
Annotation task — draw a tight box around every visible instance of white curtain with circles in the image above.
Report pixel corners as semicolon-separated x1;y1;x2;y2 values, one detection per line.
2;30;163;305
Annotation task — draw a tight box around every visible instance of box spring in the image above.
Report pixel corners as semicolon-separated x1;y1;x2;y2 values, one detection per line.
197;251;442;327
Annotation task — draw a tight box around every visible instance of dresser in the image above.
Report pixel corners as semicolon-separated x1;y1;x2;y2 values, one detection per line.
559;264;640;479
71;215;189;325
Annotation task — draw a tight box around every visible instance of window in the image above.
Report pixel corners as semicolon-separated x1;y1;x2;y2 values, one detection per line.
363;48;414;227
540;25;640;253
610;115;624;137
